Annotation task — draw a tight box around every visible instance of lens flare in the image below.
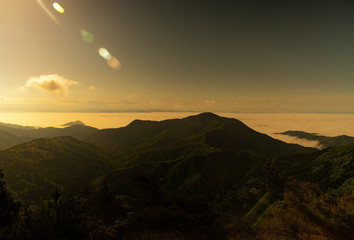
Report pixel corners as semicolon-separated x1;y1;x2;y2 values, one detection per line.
53;2;65;14
38;0;122;70
98;48;112;60
37;0;61;25
107;56;121;70
80;29;94;43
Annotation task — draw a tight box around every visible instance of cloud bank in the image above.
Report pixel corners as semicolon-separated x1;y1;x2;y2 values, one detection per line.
25;74;79;95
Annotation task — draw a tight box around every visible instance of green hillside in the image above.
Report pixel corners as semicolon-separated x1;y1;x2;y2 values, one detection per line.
0;113;352;239
310;143;354;189
0;136;110;203
275;143;354;191
92;148;264;196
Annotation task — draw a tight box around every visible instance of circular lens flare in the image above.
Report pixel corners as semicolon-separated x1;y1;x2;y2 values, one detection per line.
98;48;112;60
80;29;94;43
107;56;121;70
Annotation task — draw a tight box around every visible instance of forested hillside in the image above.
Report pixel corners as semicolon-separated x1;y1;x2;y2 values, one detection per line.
0;136;110;202
0;113;352;239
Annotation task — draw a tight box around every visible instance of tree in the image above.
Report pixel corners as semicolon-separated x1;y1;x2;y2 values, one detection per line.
260;158;284;198
0;169;20;229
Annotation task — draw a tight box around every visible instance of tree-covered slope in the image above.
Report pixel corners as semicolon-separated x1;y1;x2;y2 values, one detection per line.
275;142;354;192
92;147;265;197
0;136;110;203
310;142;354;190
0;113;352;239
86;112;315;158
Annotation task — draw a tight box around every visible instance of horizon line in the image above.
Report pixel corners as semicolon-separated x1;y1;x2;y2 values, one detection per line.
0;110;353;114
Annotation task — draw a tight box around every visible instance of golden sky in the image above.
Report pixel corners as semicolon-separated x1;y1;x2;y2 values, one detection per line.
1;0;354;113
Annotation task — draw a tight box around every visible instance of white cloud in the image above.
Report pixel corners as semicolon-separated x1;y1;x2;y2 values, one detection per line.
88;86;96;91
24;74;79;95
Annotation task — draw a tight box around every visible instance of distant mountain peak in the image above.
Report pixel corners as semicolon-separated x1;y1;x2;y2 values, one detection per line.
85;112;314;157
61;120;85;127
127;119;157;127
278;130;354;148
195;112;220;118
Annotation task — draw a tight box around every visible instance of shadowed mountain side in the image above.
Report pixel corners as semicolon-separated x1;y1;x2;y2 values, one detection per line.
0;125;38;138
277;130;354;149
91;149;265;197
33;125;99;139
0;124;99;150
0;136;111;203
0;129;32;150
88;141;354;235
310;142;354;190
275;142;354;192
85;112;315;157
0;122;35;130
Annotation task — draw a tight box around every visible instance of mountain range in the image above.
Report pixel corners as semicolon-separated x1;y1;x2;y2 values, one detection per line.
0;112;351;201
0;122;98;150
0;113;352;239
85;112;314;157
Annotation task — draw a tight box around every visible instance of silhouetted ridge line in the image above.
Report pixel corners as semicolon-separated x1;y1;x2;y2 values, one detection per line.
61;120;85;127
85;112;315;157
0;123;99;150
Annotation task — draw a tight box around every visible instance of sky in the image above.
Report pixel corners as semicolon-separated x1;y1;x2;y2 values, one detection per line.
1;0;354;113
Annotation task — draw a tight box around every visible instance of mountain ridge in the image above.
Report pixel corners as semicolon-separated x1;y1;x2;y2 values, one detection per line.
85;112;315;158
0;123;99;150
277;130;354;149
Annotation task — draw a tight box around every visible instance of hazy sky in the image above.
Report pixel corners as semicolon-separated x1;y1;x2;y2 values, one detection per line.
1;0;354;113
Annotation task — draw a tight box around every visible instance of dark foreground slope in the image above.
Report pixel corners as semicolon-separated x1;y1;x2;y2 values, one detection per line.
88;138;354;240
0;136;110;202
